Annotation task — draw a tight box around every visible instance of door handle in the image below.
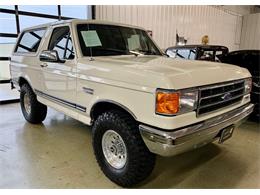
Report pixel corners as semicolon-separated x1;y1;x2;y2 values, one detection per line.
40;63;48;68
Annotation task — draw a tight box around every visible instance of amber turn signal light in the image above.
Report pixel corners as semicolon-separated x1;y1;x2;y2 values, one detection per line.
156;91;180;115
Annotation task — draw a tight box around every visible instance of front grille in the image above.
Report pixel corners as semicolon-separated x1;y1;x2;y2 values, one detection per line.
197;80;245;115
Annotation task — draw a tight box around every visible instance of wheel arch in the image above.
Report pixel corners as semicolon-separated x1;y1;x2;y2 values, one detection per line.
18;77;34;91
90;100;137;123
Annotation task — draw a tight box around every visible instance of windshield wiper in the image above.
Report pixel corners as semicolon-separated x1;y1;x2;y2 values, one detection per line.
129;50;144;56
132;49;161;56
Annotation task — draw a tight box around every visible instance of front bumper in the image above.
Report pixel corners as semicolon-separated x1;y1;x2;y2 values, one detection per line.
140;103;254;156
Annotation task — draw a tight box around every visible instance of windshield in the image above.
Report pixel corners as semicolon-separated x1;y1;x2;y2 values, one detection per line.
77;24;162;56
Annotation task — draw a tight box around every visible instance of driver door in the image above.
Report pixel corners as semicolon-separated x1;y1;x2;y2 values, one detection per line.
40;25;77;111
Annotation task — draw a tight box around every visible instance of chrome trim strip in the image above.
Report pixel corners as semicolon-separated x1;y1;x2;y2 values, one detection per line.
35;89;86;112
76;105;87;112
199;79;244;91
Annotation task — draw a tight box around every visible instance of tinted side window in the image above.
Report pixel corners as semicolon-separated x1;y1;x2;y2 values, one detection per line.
16;29;46;53
48;26;74;60
189;49;196;60
176;49;190;59
166;49;177;58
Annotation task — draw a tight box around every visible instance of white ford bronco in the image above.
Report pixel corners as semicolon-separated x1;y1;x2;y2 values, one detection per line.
10;19;254;187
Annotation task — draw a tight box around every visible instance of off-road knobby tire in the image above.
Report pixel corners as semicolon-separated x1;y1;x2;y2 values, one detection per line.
20;83;47;124
92;110;156;187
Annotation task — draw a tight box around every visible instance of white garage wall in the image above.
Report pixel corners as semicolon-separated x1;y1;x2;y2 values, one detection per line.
0;43;14;79
240;13;260;50
96;5;242;51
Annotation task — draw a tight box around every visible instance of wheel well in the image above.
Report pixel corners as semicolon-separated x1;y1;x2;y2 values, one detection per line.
18;77;34;91
90;101;136;122
18;77;29;87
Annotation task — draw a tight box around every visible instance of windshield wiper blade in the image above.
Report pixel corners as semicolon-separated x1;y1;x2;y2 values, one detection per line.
129;50;143;56
135;49;160;56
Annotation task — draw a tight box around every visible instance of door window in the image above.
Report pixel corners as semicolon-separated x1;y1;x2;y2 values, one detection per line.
48;26;75;60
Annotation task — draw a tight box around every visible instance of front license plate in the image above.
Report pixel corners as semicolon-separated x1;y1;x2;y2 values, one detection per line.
219;125;235;143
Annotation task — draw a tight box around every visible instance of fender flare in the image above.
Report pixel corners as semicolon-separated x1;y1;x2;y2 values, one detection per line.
90;99;137;121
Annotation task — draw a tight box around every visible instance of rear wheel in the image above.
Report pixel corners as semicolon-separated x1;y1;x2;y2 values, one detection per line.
20;83;47;124
92;110;155;187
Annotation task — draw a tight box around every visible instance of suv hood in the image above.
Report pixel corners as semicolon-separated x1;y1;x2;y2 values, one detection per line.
77;55;251;91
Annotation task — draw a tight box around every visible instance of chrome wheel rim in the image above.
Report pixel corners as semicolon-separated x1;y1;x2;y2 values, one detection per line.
102;130;127;169
23;93;31;115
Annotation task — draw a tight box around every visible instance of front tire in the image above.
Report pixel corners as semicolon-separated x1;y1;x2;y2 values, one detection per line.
92;110;155;187
20;84;47;124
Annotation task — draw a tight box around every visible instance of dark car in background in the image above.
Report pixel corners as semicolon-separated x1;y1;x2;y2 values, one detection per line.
166;45;229;62
220;50;260;118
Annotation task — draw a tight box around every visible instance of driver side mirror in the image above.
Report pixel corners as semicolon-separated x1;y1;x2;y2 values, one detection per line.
39;50;65;63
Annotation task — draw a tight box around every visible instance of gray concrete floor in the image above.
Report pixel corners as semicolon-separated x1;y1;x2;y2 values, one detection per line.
0;103;259;188
0;84;19;102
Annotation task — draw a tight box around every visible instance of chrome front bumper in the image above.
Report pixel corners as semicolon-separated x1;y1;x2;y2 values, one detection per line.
140;103;254;156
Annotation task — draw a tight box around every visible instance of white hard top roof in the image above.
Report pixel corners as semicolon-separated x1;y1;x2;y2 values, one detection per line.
22;19;146;32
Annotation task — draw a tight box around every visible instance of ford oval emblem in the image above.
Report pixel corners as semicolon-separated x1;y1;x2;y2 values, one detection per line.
221;92;232;101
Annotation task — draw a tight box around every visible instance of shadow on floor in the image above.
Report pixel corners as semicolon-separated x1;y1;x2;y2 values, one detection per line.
138;143;248;188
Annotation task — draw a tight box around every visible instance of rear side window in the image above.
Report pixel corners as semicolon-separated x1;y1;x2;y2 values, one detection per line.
15;29;46;53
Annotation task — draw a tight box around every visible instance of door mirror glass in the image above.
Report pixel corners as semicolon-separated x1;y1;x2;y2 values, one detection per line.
39;50;65;63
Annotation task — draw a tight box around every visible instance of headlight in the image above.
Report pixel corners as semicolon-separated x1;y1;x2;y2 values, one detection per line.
179;89;198;113
244;78;252;94
155;88;198;116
